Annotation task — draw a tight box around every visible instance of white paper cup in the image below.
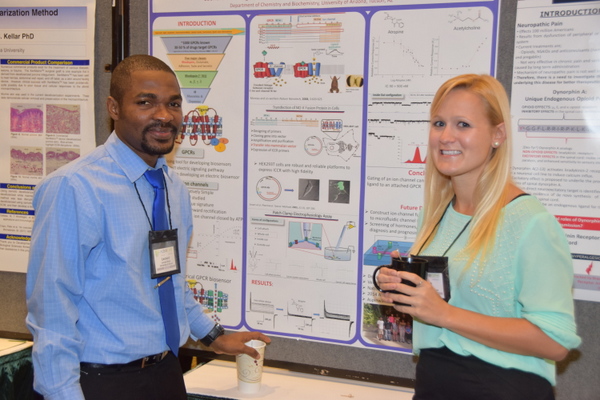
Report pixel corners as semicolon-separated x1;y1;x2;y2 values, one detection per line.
236;339;266;394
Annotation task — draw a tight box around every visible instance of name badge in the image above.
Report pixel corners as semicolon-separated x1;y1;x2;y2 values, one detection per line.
418;255;451;302
149;229;181;279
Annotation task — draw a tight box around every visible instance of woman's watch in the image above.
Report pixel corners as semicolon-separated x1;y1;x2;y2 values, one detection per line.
200;323;225;347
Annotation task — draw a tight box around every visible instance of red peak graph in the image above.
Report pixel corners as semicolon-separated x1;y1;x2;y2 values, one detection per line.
405;146;426;164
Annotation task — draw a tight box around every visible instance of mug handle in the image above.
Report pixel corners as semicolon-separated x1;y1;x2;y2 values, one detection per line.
372;265;388;292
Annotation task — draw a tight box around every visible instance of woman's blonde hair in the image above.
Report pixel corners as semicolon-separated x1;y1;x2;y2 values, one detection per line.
410;74;514;273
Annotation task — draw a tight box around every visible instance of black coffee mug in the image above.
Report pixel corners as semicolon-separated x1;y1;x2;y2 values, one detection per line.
372;256;428;306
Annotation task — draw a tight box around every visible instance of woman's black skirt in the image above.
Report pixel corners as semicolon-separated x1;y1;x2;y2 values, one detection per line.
413;347;554;400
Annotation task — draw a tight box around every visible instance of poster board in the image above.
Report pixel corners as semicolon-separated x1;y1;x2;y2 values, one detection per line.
149;0;502;354
0;0;97;273
1;1;599;398
510;0;600;301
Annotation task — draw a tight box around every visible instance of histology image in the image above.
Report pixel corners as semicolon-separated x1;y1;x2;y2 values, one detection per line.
46;104;81;134
10;146;43;176
46;147;80;175
10;104;43;133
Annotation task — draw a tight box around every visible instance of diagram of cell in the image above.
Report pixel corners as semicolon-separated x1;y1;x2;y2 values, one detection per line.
323;129;360;161
328;180;350;204
298;179;319;201
10;104;43;133
288;222;322;250
176;105;228;151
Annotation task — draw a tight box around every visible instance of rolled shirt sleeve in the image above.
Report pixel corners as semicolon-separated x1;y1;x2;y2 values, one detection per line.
516;212;581;350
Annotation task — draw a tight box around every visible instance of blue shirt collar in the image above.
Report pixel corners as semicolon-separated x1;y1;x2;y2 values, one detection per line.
104;132;171;183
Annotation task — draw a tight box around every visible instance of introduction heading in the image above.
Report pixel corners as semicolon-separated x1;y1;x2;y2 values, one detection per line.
540;7;600;18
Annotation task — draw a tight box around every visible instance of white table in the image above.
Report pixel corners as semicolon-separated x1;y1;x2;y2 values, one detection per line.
0;338;33;357
184;359;414;399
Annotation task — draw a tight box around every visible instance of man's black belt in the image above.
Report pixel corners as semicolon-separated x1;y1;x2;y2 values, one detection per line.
80;350;170;371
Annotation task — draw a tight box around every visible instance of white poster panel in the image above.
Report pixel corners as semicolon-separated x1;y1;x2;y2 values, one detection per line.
0;1;96;273
511;0;600;301
152;13;248;327
244;11;365;344
150;0;500;353
363;5;496;349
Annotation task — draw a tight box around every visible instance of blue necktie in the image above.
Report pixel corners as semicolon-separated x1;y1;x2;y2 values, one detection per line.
144;168;180;356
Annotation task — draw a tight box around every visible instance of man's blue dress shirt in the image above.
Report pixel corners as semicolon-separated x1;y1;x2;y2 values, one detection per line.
26;132;215;400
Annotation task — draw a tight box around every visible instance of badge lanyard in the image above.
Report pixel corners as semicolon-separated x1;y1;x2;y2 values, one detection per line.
414;194;529;301
134;174;181;280
415;200;471;257
413;200;471;302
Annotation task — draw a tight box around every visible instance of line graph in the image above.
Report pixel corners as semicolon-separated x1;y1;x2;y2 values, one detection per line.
369;7;493;79
367;122;429;169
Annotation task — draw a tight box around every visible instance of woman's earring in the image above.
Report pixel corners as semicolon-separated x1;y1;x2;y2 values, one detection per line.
493;141;500;148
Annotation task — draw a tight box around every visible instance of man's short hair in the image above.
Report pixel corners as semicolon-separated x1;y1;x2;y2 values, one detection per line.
110;54;176;103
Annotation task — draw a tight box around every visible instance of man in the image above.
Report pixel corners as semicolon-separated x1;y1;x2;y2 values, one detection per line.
377;317;384;340
25;55;270;400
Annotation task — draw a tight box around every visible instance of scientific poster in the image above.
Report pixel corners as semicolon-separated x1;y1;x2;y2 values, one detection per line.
511;0;600;301
150;0;500;353
0;0;96;273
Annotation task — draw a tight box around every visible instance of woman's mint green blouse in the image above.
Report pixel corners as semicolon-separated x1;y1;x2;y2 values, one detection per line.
416;195;581;385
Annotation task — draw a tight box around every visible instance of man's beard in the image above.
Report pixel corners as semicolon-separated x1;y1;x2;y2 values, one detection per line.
140;122;178;156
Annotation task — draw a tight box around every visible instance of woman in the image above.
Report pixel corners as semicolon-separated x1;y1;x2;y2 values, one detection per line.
392;314;399;342
376;74;580;399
